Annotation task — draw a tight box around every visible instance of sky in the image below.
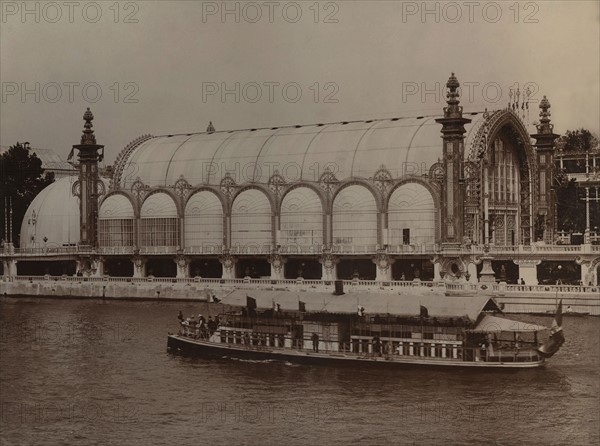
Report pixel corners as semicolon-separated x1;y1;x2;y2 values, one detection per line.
1;0;599;165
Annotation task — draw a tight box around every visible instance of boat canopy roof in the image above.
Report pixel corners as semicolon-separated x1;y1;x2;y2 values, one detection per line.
221;290;501;321
471;314;549;333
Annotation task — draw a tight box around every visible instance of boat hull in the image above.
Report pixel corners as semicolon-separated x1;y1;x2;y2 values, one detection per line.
167;335;545;369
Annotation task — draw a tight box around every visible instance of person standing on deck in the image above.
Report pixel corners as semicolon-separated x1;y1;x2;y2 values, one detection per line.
373;335;382;356
311;333;319;352
486;334;495;357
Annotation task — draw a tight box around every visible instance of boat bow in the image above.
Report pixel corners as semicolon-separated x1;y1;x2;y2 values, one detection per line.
537;300;565;358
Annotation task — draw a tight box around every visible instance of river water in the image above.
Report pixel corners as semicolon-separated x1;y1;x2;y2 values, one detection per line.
1;298;598;446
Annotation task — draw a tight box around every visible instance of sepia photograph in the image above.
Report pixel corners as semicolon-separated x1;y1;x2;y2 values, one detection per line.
1;1;599;445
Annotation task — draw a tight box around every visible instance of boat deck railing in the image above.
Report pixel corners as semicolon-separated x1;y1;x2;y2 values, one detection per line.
177;327;542;363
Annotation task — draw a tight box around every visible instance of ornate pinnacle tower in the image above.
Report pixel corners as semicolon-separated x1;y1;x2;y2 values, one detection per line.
531;96;559;243
532;96;558;147
435;73;472;244
72;108;104;247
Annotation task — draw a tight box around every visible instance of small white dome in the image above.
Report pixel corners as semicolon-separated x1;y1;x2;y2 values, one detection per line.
20;176;80;249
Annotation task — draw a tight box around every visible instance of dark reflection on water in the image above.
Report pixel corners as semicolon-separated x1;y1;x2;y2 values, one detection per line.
1;299;598;446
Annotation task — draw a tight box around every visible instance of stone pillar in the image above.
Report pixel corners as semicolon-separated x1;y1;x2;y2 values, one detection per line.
219;250;237;279
372;252;394;282
435;73;472;245
268;252;286;281
75;258;85;276
479;256;496;284
76;256;104;277
72;108;104;248
433;260;442;282
530;96;559;244
2;259;17;277
174;254;190;278
90;256;104;277
576;258;599;286
589;260;599;286
580;263;589;286
132;255;146;278
324;214;332;246
513;259;540;285
319;250;338;282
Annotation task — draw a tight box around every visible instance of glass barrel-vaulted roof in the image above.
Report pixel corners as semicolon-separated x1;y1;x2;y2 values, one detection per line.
115;113;489;189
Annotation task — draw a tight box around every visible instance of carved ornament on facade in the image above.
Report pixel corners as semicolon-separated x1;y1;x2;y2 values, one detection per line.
174;176;191;199
97;180;106;197
319;250;339;272
575;256;596;267
72;180;81;198
268;171;286;196
78;254;104;276
175;253;189;268
440;257;466;278
220;173;237;199
464;215;475;230
372;165;393;195
132;254;146;269
268;252;286;272
372;251;394;272
319;168;338;194
429;161;445;188
506;215;516;229
494;214;505;229
218;250;237;271
512;258;541;266
131;178;150;202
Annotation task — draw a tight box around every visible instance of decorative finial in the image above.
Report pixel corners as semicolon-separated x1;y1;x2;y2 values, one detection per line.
539;95;550;113
536;96;553;134
446;72;460;103
80;107;97;145
207;121;215;133
442;72;463;118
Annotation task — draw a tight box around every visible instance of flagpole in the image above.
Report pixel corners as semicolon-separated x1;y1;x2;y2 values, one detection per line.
387;301;390;359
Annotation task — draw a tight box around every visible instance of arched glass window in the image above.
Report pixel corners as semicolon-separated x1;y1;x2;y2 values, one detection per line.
184;191;223;254
488;138;519;205
140;193;178;248
388;183;436;247
487;137;520;246
98;194;135;247
332;185;377;253
280;188;323;253
231;189;272;254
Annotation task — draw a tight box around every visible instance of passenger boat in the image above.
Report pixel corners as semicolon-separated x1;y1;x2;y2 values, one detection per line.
528;307;589;317
167;287;565;369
